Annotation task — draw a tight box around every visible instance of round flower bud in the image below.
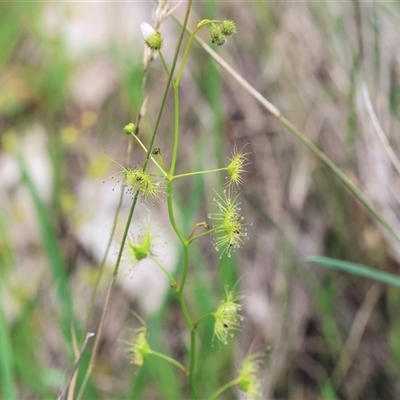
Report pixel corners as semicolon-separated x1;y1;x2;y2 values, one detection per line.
126;327;151;366
209;25;226;46
221;20;236;36
140;22;163;50
237;353;263;400
124;123;136;135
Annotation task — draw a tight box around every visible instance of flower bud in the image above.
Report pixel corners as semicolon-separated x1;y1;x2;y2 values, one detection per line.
221;20;236;36
123;167;164;200
237;353;263;400
127;227;152;262
209;25;226;46
126;327;151;366
124;122;136;135
140;22;163;50
208;189;248;258
226;146;248;187
213;287;242;344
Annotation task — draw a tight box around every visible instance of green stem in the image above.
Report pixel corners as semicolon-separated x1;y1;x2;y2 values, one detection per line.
166;181;186;245
188;227;218;244
149;350;186;373
194;313;214;329
131;133;168;178
158;50;171;77
208;378;239;400
171;167;226;181
175;19;221;86
177;290;192;330
178;245;190;295
143;0;193;170
189;329;200;400
149;256;177;286
170;84;180;176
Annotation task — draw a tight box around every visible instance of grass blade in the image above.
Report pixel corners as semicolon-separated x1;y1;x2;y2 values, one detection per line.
0;285;16;400
18;156;75;345
306;256;400;288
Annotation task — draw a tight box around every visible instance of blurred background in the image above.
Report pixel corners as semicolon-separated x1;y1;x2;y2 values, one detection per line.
2;1;400;399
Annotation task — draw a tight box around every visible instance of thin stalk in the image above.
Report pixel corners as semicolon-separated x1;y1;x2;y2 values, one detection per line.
166;181;186;245
186;222;210;242
170;84;180;176
158;50;171;77
149;350;186;373
208;378;239;400
171;167;226;181
193;313;214;329
188;227;218;244
189;330;199;400
177;290;192;330
143;0;193;169
175;19;221;86
178;244;190;295
149;256;177;286
131;133;168;178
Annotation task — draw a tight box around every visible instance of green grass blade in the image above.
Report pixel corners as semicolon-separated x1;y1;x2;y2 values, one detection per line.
18;156;75;345
0;285;16;400
306;256;400;288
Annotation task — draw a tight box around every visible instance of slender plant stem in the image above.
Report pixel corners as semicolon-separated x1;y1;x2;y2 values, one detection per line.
177;291;192;330
172;167;227;181
166;182;186;245
149;256;177;285
143;1;193;169
188;227;218;244
149;350;186;373
170;84;180;176
175;19;221;86
176;28;200;86
208;378;239;400
189;330;200;400
158;50;171;77
194;313;214;329
130;133;168;177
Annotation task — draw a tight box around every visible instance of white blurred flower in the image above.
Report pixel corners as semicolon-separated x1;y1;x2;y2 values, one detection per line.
140;22;163;50
140;22;156;40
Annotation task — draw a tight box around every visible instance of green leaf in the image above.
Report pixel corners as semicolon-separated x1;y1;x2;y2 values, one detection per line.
0;285;16;400
306;256;400;288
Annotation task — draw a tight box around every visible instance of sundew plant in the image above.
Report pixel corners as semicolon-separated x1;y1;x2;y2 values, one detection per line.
5;1;400;400
72;2;261;400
